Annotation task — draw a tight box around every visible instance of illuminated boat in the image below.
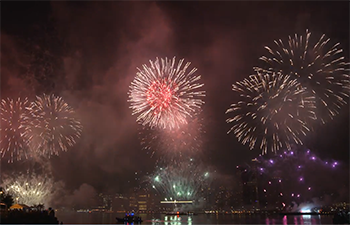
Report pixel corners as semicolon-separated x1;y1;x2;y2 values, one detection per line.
116;213;142;223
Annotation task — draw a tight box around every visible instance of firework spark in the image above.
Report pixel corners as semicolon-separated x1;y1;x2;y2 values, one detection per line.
226;71;316;154
149;159;213;201
24;94;82;157
2;171;54;206
129;57;205;130
139;113;204;163
238;148;345;209
0;98;31;163
255;29;350;124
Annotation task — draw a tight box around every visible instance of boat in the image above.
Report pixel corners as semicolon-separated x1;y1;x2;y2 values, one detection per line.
116;213;143;224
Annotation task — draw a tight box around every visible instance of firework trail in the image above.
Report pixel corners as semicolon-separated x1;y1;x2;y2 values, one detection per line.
149;159;213;201
1;98;31;163
129;57;205;130
23;94;82;157
255;29;350;124
226;71;316;154
2;171;54;206
139;113;204;163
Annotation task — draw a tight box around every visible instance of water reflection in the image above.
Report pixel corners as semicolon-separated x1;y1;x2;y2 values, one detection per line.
56;212;333;224
266;217;277;225
265;214;329;225
163;215;181;225
283;215;287;225
152;215;194;225
301;215;311;225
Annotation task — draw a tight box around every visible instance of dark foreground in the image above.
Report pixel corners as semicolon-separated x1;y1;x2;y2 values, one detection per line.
1;210;60;224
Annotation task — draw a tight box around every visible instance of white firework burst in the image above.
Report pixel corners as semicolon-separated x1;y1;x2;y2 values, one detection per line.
226;71;316;154
255;29;350;124
24;94;83;157
2;171;54;206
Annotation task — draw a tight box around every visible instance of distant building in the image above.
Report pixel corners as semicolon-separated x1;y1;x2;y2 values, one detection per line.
232;169;243;208
125;187;157;212
129;194;138;211
137;190;156;212
203;187;215;210
264;176;284;209
237;158;288;210
238;165;259;209
214;186;234;211
112;194;129;212
98;193;113;211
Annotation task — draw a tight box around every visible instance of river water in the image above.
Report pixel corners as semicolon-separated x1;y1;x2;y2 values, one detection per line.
55;212;334;224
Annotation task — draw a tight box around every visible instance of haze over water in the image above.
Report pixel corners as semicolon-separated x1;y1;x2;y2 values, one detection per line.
55;212;333;224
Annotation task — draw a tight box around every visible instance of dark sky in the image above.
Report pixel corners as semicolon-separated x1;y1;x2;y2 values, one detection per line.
1;1;349;194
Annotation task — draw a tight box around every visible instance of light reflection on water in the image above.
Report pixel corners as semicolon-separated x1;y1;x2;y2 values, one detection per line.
55;212;333;224
265;214;326;225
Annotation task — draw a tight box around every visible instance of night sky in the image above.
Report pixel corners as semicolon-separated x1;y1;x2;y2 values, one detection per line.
1;1;349;195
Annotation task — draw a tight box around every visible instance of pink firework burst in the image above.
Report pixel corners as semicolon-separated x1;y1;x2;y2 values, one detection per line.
146;80;174;114
0;97;31;163
129;57;205;130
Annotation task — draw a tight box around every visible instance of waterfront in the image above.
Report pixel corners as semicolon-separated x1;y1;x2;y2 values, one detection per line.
55;212;334;224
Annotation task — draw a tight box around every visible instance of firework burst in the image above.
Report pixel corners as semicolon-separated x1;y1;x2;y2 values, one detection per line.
149;159;213;201
226;71;316;154
129;57;205;130
24;94;82;157
255;30;350;124
1;98;31;163
2;171;54;206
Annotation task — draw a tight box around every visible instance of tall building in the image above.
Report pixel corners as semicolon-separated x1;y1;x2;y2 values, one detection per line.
129;194;138;211
98;193;113;211
126;187;157;212
237;158;287;211
137;189;156;212
238;165;259;209
137;193;147;212
264;176;284;210
112;194;129;212
215;186;234;211
203;187;215;210
232;168;243;209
